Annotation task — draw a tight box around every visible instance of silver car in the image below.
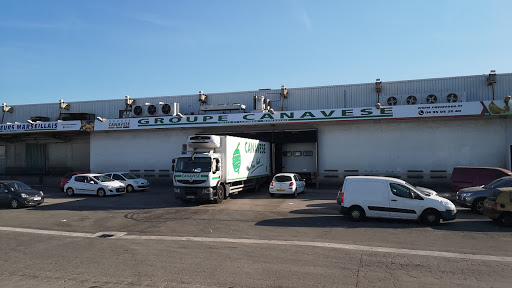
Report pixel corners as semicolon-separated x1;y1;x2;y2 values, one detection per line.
456;176;512;214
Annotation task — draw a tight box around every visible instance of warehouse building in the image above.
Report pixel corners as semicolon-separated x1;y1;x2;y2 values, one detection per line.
1;71;511;187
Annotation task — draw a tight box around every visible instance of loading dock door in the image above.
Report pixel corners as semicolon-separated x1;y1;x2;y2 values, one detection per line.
281;142;317;175
26;144;47;174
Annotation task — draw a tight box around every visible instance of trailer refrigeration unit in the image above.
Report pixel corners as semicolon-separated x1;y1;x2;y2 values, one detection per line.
172;135;271;203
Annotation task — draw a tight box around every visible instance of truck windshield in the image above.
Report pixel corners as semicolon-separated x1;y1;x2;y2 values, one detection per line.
175;157;212;173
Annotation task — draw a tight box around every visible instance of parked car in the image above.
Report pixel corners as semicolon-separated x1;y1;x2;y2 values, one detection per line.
450;166;512;192
336;185;437;205
269;173;306;197
482;187;512;226
60;172;87;191
339;176;456;225
102;172;149;193
456;176;512;214
0;180;44;209
64;173;126;197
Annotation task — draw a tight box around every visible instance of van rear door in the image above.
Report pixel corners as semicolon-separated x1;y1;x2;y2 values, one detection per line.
388;183;421;219
351;180;390;218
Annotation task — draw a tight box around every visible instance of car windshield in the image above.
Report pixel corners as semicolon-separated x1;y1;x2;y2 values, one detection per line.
93;175;114;182
274;175;292;182
483;178;507;189
175;157;212;173
6;181;31;191
121;173;138;179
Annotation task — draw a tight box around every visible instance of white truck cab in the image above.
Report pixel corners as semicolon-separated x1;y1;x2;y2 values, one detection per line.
339;176;456;225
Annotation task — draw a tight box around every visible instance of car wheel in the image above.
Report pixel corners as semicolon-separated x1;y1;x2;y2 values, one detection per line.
66;188;74;197
269;192;275;198
497;212;512;227
472;198;485;214
302;187;306;194
126;185;134;193
293;189;298;198
10;198;20;209
348;206;365;222
421;209;441;226
215;184;224;204
97;188;106;197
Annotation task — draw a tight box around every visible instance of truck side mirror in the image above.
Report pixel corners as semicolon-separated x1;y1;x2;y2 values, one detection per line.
171;159;175;172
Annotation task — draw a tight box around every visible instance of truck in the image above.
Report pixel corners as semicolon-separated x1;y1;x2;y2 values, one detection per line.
172;135;271;203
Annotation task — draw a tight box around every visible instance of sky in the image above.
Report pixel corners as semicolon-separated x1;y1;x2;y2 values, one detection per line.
1;0;511;105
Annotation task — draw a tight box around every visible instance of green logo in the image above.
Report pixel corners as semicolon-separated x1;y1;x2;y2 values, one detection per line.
232;142;241;173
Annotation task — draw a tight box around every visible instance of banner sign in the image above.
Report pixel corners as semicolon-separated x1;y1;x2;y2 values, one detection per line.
0;120;94;133
1;101;506;134
93;101;491;131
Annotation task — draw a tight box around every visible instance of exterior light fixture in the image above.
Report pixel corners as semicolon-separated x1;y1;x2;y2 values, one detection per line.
59;99;70;110
176;113;184;118
2;103;13;113
125;95;134;106
280;85;288;98
487;70;497;86
26;120;35;124
375;79;382;109
198;91;207;103
96;117;106;122
487;70;497;100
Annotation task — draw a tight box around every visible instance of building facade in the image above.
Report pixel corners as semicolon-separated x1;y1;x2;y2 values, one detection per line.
1;72;511;187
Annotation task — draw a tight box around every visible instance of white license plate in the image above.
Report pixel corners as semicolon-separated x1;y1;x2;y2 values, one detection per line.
277;189;285;192
33;197;41;200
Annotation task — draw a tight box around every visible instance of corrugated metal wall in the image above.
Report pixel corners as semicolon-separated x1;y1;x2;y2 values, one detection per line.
2;73;511;123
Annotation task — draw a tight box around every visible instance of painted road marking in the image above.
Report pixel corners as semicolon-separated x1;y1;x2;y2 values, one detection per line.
1;226;511;263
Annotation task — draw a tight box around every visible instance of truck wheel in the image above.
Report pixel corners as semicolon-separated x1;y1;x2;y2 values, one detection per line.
348;206;365;222
215;184;224;204
471;198;485;214
421;209;441;226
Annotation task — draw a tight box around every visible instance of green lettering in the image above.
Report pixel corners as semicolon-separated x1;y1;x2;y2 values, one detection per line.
203;116;214;122
218;115;228;121
280;112;294;119
360;108;373;116
300;112;315;118
154;118;164;124
243;114;255;120
186;116;198;122
341;109;354;116
380;107;393;115
260;113;274;120
320;110;335;117
138;119;149;125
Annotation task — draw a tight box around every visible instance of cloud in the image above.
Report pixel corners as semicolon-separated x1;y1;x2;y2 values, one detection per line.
288;0;312;31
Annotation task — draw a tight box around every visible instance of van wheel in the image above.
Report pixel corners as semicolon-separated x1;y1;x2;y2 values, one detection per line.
348;206;365;222
421;209;441;226
472;198;485;214
497;212;512;226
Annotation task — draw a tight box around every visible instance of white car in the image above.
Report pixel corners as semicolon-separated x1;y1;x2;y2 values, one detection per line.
64;173;126;197
269;173;306;197
102;172;149;193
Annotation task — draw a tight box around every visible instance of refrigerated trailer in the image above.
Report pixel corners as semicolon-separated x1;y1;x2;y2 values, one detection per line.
172;135;271;203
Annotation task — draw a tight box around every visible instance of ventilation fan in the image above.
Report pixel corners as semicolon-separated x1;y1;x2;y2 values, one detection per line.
426;94;437;104
133;105;143;116
447;93;458;103
161;103;171;114
406;95;417;105
386;96;398;106
147;104;157;115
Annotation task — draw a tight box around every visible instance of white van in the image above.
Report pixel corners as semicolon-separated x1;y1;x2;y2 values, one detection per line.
339;176;456;225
